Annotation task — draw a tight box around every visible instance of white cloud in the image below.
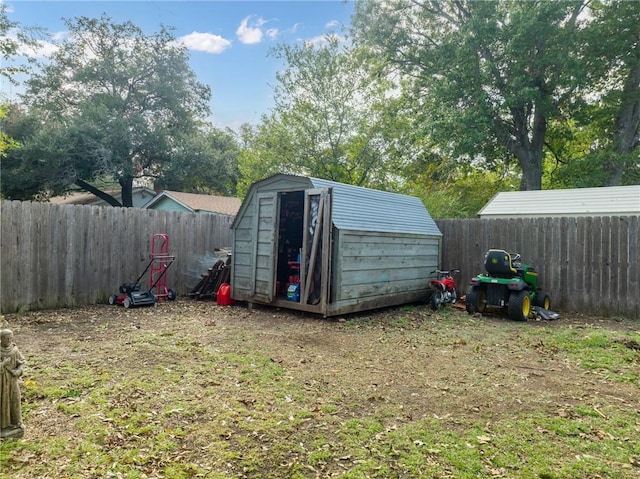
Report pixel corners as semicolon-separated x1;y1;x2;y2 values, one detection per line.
29;39;60;57
236;16;265;44
51;31;67;42
233;16;300;43
5;27;62;58
179;32;232;54
266;28;279;40
325;20;340;29
266;22;300;40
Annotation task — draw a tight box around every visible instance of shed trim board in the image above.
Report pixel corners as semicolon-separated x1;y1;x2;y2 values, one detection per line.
231;174;442;316
478;185;640;218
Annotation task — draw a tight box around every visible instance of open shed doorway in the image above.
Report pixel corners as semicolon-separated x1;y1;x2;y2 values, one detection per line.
275;191;304;300
274;188;331;308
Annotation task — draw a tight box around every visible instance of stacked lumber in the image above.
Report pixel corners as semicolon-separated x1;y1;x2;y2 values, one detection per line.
188;256;231;300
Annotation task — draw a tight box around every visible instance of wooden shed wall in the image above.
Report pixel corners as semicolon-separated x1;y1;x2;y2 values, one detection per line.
232;177;310;302
329;230;441;314
231;196;258;301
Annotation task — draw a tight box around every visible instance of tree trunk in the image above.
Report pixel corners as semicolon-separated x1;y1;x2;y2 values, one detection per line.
517;151;543;191
606;60;640;186
119;176;134;207
507;103;546;191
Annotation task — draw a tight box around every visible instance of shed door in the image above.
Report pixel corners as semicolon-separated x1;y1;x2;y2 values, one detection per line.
301;188;332;312
251;192;277;302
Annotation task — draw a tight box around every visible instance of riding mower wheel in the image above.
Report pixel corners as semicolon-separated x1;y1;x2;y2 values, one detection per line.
535;292;551;310
508;290;531;321
466;286;487;314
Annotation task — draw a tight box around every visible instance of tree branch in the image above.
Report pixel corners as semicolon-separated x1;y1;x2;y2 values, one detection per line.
74;178;122;207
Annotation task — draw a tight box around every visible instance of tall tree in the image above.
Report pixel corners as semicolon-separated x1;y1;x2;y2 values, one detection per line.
18;15;211;206
0;4;40;169
2;105;51;200
239;35;406;192
578;0;640;185
158;126;240;196
237;117;298;197
0;104;21;177
352;0;590;190
0;3;41;88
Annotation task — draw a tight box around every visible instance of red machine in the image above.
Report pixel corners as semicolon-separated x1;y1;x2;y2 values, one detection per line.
428;269;460;311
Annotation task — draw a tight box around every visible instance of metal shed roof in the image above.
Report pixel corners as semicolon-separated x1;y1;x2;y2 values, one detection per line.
309;177;442;236
478;185;640;218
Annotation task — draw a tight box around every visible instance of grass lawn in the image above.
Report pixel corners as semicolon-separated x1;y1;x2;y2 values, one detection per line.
1;300;639;478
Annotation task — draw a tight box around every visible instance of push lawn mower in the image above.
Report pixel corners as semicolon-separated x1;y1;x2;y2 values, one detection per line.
108;255;176;308
466;249;552;321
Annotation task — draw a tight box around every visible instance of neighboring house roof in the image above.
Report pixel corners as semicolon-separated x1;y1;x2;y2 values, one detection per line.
143;190;241;216
49;187;156;208
478;185;640;218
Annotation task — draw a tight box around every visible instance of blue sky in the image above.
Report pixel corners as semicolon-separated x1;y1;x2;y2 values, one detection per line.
3;0;355;130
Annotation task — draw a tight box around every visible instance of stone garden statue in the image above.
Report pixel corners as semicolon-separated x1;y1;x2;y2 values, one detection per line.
1;329;25;439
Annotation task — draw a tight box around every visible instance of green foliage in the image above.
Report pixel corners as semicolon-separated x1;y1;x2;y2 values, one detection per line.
0;104;19;160
236;117;300;197
9;14;211;204
401;151;519;218
539;0;640;189
570;0;640;186
1;104;72;200
238;34;406;195
352;0;639;197
354;0;582;189
0;3;42;87
0;5;42;189
159;127;240;196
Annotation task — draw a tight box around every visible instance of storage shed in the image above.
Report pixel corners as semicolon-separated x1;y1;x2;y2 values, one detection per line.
478;185;640;218
230;174;442;317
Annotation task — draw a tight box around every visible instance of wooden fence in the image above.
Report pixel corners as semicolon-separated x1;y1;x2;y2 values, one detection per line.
0;200;233;312
1;200;638;318
436;217;639;319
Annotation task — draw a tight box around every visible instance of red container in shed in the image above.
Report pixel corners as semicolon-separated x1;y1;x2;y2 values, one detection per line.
217;283;234;306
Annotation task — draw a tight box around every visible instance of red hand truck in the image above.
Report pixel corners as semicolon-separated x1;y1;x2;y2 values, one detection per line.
150;233;176;301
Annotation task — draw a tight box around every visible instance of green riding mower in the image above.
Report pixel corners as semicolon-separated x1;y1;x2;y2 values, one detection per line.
466;249;552;321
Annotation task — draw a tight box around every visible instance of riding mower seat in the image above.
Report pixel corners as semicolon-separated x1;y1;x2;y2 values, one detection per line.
484;249;518;278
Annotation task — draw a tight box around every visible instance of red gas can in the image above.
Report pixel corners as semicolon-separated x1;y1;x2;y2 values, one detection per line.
217;283;233;306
